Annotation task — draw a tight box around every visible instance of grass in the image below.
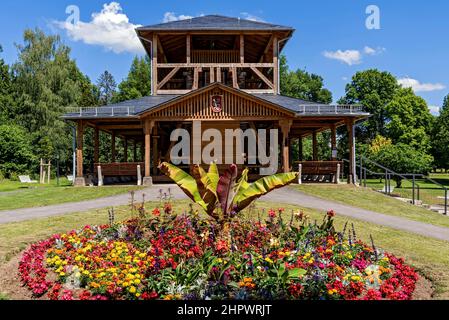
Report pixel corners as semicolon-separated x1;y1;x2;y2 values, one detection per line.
0;179;144;210
0;199;448;298
294;184;449;229
0;178;73;192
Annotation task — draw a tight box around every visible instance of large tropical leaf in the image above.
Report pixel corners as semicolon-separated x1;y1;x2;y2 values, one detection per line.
234;172;299;212
192;164;219;217
217;164;238;215
158;162;207;211
233;168;250;196
207;162;219;192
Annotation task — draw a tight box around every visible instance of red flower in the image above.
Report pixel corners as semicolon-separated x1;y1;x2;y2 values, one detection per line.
152;208;161;216
327;210;336;218
268;209;276;218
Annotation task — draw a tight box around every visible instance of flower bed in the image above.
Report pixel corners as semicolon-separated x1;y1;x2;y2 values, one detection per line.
19;207;418;300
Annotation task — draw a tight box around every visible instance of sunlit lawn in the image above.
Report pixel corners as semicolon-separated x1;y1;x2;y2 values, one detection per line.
294;184;449;229
0;178;144;211
1;199;449;299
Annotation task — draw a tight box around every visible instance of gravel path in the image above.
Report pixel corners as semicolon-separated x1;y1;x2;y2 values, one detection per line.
1;184;448;243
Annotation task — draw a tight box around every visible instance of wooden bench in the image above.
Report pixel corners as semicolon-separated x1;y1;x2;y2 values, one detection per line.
296;161;342;184
94;163;144;177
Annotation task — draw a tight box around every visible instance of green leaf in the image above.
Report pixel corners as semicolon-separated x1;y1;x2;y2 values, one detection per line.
288;268;307;279
234;172;299;212
158;162;207;211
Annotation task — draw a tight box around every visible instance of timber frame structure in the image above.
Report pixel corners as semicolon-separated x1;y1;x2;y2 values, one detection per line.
63;15;369;186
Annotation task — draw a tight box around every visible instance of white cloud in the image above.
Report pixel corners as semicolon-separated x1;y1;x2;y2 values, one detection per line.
240;12;265;22
428;105;441;115
323;50;362;66
54;2;143;54
364;46;385;55
162;12;194;23
398;77;446;92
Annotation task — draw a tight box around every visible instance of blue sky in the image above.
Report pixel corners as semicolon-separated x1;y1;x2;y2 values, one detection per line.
1;0;448;113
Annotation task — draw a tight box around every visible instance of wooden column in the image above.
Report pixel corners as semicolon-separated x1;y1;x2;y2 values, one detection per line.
94;127;99;164
186;34;191;64
124;138;128;162
133;140;137;163
144;119;155;185
152;125;158;175
279;120;292;173
272;35;279;94
331;124;337;160
240;34;245;64
346;119;356;184
76;121;84;178
111;132;116;163
152;34;158;95
312;131;318;161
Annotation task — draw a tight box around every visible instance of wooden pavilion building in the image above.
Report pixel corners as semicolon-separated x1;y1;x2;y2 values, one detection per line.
63;15;369;186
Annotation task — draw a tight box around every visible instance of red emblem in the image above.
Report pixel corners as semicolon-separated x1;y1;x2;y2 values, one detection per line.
210;95;223;113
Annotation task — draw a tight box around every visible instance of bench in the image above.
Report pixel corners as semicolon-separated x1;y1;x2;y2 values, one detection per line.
94;163;145;177
19;175;38;184
296;161;342;184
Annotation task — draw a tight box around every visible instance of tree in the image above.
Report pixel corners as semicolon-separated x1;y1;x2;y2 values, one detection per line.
339;69;399;141
280;55;332;104
385;88;433;152
97;71;116;105
11;28;96;170
113;56;151;103
0;45;14;124
432;94;449;171
370;143;433;187
0;124;36;178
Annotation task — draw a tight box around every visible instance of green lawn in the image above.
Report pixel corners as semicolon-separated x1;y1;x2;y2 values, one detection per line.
1;199;448;299
294;184;449;229
0;178;73;192
0;179;144;211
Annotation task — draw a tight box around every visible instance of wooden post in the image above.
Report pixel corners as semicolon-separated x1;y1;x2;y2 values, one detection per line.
240;34;245;64
186;34;191;64
331;124;337;160
143;119;154;186
312;131;318;161
133;140;137;163
210;67;215;83
152;34;158;95
124;138;128;162
111;132;116;163
47;161;51;184
152;124;158;175
272;35;279;94
75;120;85;186
94;127;99;164
279;120;292;173
347;119;356;184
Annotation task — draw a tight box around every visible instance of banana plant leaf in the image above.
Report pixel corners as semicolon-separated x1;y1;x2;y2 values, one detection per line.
234;172;299;212
192;164;219;217
217;164;238;215
158;162;208;211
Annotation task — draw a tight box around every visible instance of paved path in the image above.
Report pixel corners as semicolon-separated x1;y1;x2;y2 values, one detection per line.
0;185;187;224
260;187;449;242
1;185;448;242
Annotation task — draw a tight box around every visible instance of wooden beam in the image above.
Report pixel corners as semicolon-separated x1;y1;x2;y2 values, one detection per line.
152;34;158;96
98;124;143;130
250;67;274;89
193;67;199;90
312;131;318;161
111;132;116;163
186;34;191;64
240;34;245;64
157;67;180;90
76;121;84;178
272;35;279;95
216;67;221;83
157;63;273;68
94;126;99;164
210;67;215;83
279;120;292;173
144;119;154;177
331;124;337;160
152;125;158;175
232;67;239;89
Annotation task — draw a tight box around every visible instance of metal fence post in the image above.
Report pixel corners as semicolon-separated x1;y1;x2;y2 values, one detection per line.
384;170;388;194
412;174;415;205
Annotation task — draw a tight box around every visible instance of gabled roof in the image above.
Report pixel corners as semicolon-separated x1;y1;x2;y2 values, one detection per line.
136;15;294;32
62;84;368;120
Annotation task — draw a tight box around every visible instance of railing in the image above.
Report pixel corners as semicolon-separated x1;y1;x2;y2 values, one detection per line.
64;106;138;117
297;105;366;114
191;50;240;63
343;156;448;215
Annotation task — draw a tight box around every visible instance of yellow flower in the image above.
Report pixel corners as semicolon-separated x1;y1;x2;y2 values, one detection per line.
136;293;141;298
264;257;273;264
129;286;136;294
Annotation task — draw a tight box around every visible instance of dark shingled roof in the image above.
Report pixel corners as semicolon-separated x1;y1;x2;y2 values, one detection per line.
252;94;320;112
136;15;294;32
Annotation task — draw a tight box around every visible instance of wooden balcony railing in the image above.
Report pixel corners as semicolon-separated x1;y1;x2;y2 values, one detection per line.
191;50;239;63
